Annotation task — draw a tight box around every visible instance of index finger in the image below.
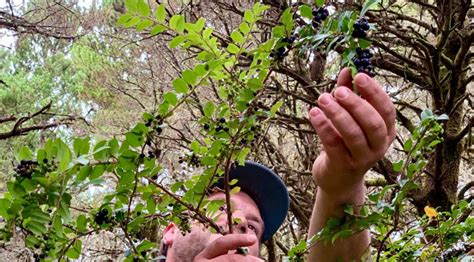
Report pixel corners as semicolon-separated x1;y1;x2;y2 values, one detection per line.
336;67;353;89
197;234;257;259
353;73;396;139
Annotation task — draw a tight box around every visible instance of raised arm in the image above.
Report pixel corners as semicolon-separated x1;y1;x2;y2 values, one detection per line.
307;68;396;261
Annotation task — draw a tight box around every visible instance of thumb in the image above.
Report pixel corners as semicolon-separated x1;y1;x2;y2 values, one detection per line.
195;234;257;259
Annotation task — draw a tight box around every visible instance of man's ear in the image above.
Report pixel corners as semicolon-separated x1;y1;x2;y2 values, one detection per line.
163;223;177;245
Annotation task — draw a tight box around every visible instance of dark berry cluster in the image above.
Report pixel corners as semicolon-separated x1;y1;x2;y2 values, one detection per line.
353;47;374;76
312;7;329;27
33;253;46;261
270;35;297;60
15;160;38;179
144;114;164;134
189;154;200;166
352;17;370;38
178;154;200;166
270;47;286;60
215;118;229;132
94;209;111;225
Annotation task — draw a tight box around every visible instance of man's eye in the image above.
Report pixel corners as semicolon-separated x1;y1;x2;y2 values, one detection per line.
248;224;257;232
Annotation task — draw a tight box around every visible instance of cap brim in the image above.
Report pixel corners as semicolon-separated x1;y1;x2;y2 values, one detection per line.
212;161;289;241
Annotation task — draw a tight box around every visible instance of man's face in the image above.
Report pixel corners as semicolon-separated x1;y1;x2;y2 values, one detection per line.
163;191;264;261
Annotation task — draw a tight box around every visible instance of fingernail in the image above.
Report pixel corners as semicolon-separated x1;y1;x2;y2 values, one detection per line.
318;94;332;106
309;108;320;118
335;87;349;99
356;74;369;87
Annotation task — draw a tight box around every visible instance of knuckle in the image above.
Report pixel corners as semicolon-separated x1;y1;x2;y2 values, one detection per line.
367;119;386;134
345;128;363;141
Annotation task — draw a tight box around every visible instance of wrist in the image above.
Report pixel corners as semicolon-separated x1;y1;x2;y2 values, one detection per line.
317;182;366;206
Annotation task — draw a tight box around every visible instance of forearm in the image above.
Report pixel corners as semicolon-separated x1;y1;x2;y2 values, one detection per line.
307;185;370;262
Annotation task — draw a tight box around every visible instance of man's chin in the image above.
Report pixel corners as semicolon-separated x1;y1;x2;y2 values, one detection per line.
169;228;222;262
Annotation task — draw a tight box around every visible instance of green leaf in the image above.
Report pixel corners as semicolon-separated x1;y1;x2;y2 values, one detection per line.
315;0;324;7
150;24;166;36
280;8;293;31
244;10;255;23
8;182;26;197
147;198;156;213
66;239;82;259
269;100;284;116
272;25;285;38
169;15;185;33
136;19;153;31
164;92;178;106
116;13;132;26
236;148;250;164
358;38;372;49
227;44;240;54
436;114;449;121
58;140;71;171
18;146;33;161
392;160;403;172
203;102;215;117
331;229;353;244
124;16;141;28
360;0;381;17
231;31;244;45
125;0;137;12
201;156;216;166
36;149;47;164
0;199;10;218
229;179;238;186
173;78;189;93
404;138;413;152
230;186;241;195
90;165;106;180
25;221;47;235
182;70;197;85
137;0;150;17
22;206;50;224
155;4;166;23
191;141;200;153
299;5;313;19
169;35;186;48
246;78;263;90
421;109;433;120
125;132;144;147
76;214;87;232
343;205;354;215
239;22;250;34
73;137;90;157
137;240;156;252
93;141;110;161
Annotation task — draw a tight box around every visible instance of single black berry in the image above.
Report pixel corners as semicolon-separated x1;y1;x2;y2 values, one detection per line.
219;118;226;123
203;123;209;130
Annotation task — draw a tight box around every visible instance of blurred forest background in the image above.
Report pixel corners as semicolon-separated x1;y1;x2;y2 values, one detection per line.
0;0;472;261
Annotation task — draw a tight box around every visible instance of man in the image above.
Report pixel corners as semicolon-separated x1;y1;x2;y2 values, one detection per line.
160;69;396;261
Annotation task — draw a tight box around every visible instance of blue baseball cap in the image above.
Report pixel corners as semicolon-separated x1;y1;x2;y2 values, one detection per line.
210;161;289;241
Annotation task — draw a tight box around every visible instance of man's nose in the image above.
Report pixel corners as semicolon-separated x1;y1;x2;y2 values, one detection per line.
232;211;249;234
